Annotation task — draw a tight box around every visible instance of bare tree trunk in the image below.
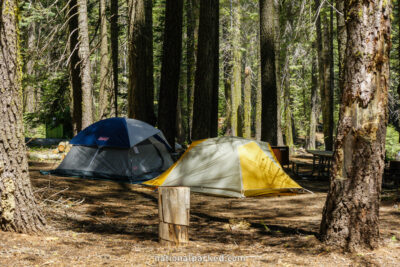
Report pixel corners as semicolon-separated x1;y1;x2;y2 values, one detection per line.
320;7;334;151
336;0;346;97
210;2;220;138
111;0;119;117
176;83;186;144
24;22;37;113
68;0;83;134
222;17;232;135
243;67;252;138
274;0;284;146
255;69;262;140
0;0;46;233
308;42;320;150
284;64;294;154
186;0;199;141
158;0;184;148
329;5;335;144
320;0;391;250
128;0;156;125
191;0;219;140
260;0;278;145
77;0;94;128
98;0;110;120
231;0;242;136
397;0;400;142
145;0;155;124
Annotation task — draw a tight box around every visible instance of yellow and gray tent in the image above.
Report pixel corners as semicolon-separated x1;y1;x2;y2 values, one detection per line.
144;137;305;197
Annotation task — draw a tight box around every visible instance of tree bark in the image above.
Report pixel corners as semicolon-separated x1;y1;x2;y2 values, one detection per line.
255;68;262;140
336;0;346;97
176;83;186;144
191;0;219;140
24;22;37;113
210;2;220;138
320;0;391;250
128;0;156;125
231;0;242;137
98;0;110;120
110;0;119;117
68;0;83;135
0;0;46;233
77;0;94;129
274;0;284;146
397;0;400;142
260;0;278;145
320;6;334;151
308;42;320;150
283;62;294;154
186;0;199;141
328;5;335;147
222;17;233;135
158;0;184;148
243;67;252;138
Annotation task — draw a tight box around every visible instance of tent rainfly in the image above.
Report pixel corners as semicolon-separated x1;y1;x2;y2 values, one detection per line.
144;137;306;197
52;118;173;183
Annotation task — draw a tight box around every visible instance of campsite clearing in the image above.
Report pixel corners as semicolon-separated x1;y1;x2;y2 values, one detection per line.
0;161;399;266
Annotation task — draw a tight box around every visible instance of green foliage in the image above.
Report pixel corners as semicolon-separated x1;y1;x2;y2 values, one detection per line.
24;116;46;138
385;125;400;160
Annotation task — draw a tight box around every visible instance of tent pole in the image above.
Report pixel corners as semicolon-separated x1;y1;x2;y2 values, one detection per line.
84;148;101;176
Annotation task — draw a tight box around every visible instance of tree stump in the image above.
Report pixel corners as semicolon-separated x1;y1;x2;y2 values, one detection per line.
158;187;190;246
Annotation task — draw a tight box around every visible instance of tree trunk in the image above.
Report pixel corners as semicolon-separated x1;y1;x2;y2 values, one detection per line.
210;2;220;138
222;17;233;136
68;0;83;135
24;22;37;113
336;0;346;97
260;0;278;145
320;7;334;151
98;0;110;120
110;0;119;117
398;0;400;142
186;0;199;141
284;64;294;154
191;0;219;140
145;0;155;124
274;0;284;146
231;0;242;137
176;83;186;144
128;0;156;125
77;0;94;129
329;5;335;145
320;0;391;250
315;0;323;137
308;42;320;150
158;0;184;148
0;0;46;233
243;67;252;138
255;69;262;140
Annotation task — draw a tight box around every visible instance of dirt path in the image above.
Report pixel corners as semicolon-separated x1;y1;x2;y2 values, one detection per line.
0;161;399;266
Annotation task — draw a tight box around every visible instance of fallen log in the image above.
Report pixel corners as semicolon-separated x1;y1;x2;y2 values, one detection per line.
27;152;63;161
58;142;66;152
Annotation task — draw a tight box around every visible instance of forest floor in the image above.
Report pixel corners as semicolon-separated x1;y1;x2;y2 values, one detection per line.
0;161;400;266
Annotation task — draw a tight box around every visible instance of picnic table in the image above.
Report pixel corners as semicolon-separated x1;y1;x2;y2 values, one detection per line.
306;150;334;178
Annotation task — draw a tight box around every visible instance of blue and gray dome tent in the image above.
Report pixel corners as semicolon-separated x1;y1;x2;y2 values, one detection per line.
52;118;174;183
